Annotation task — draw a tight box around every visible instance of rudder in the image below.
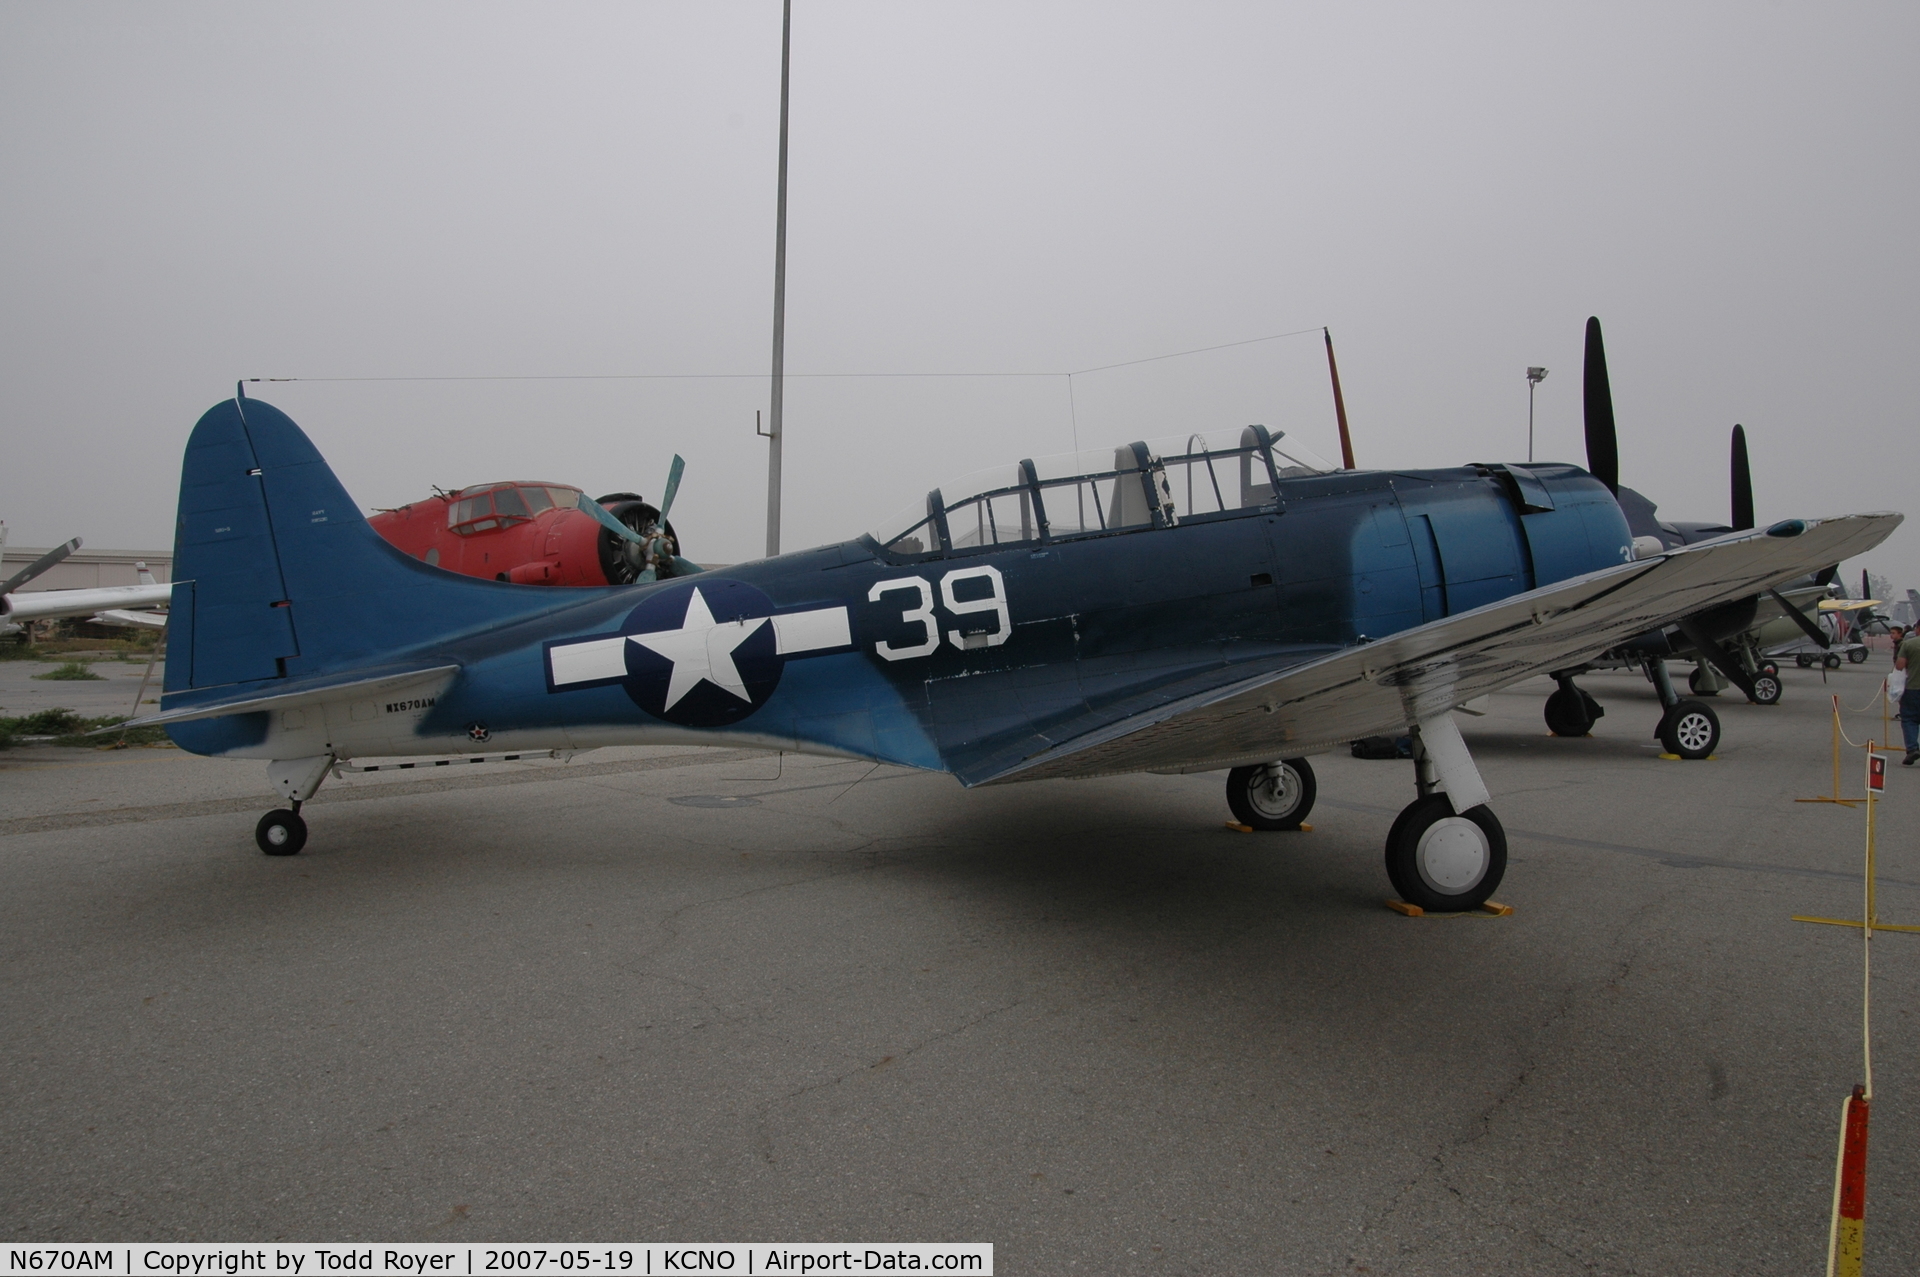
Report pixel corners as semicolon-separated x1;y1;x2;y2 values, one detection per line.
166;395;572;696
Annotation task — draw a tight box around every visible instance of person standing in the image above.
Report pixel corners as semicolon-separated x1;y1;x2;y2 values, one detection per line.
1898;627;1920;763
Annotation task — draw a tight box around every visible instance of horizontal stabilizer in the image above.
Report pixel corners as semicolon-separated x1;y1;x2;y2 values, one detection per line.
109;662;459;732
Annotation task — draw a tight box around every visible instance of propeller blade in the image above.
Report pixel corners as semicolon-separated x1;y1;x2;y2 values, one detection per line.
1730;425;1753;531
657;455;686;523
1863;569;1872;601
1582;317;1619;494
1;537;80;597
576;493;647;544
1769;587;1831;649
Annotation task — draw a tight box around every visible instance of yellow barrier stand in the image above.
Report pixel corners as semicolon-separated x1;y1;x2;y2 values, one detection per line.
1792;742;1915;1274
1798;695;1863;806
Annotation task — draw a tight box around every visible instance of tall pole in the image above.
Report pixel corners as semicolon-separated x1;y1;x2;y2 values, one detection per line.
764;0;792;558
1323;328;1355;470
1525;366;1548;464
1528;380;1535;464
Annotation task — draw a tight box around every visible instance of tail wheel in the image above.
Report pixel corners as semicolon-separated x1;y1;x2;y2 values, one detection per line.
1384;795;1506;911
255;809;307;856
1226;758;1316;830
1658;699;1720;760
1750;671;1783;705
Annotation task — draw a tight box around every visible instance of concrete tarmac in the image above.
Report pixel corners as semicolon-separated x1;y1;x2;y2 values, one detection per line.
2;661;1916;1273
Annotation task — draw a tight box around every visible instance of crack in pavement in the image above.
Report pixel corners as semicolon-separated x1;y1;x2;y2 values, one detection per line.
1359;892;1671;1276
750;996;1030;1166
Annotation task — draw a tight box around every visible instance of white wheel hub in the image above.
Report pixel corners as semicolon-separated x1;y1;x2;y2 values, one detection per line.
1674;712;1714;752
1247;764;1302;819
1416;816;1489;893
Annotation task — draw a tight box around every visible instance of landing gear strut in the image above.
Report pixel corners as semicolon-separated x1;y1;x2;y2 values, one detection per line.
1384;715;1506;911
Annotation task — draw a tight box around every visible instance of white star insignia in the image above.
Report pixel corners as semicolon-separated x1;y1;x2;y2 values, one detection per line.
629;586;769;710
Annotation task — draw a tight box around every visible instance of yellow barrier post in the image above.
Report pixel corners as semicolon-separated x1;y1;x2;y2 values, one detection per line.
1792;742;1916;1274
1798;695;1863;807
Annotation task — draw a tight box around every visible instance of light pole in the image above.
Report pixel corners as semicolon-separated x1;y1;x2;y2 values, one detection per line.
1525;366;1548;463
764;0;792;558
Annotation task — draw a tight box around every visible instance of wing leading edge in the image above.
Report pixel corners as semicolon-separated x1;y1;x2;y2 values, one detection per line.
977;512;1901;785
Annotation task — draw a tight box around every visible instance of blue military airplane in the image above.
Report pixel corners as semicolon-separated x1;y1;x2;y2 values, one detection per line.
126;392;1898;912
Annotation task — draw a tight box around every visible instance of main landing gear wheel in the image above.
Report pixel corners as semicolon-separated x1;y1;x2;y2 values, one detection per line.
1658;699;1720;760
1760;661;1779;679
255;809;307;856
1543;685;1602;737
1824;652;1844;671
1226;759;1317;830
1849;647;1869;664
1796;654;1814;669
1384;795;1506;912
1749;670;1783;705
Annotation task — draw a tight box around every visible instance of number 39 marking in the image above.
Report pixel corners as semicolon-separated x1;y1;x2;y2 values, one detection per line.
869;565;1010;662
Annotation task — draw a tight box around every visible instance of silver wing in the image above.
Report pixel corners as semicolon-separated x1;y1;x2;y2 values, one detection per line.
982;512;1901;784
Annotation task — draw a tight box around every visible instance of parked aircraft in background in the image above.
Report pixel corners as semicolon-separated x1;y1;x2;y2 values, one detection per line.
366;458;699;587
0;536;172;632
1540;320;1862;735
121;392;1897;912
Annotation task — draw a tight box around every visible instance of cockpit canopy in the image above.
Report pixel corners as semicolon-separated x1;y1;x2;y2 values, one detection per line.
870;427;1331;557
447;483;583;536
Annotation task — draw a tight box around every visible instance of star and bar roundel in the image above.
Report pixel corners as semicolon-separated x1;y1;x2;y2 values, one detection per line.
543;580;853;727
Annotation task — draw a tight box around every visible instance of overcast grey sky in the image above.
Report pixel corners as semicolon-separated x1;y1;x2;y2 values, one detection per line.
3;2;1915;586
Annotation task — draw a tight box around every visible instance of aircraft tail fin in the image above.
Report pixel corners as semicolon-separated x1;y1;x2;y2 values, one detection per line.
165;396;563;696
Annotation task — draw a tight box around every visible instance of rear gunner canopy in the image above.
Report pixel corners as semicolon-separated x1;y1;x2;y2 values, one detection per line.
870;427;1332;557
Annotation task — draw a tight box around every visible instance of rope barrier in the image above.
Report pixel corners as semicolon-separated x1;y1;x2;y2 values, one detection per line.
1790;694;1918;1272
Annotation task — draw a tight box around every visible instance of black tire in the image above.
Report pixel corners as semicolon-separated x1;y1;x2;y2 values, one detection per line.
1749;670;1783;706
1824;652;1844;670
1226;758;1316;830
1849;647;1869;664
1658;699;1720;760
255;809;306;856
1760;662;1779;678
1384;795;1507;911
1796;655;1813;669
1686;666;1720;697
1543;686;1594;737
